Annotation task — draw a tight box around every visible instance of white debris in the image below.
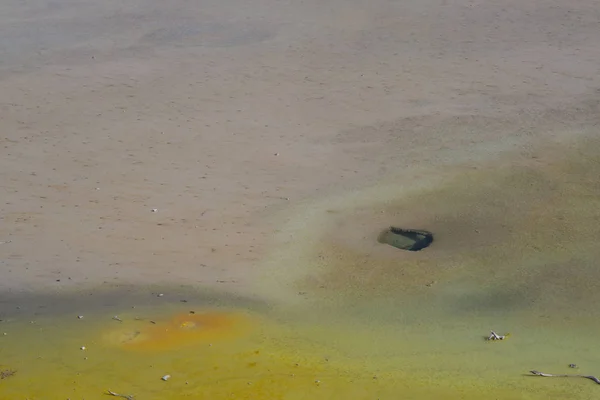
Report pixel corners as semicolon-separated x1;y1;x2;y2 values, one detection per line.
161;374;171;381
487;330;507;341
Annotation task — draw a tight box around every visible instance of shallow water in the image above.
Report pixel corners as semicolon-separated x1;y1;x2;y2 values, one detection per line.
1;300;597;399
1;137;600;399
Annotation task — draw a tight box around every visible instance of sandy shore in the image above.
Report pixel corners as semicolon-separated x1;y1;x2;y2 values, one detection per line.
1;0;599;299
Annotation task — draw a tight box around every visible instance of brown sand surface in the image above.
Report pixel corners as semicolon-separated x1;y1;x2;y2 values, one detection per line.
1;0;600;298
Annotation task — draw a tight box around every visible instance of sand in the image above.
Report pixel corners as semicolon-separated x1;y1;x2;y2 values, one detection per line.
1;0;599;297
1;0;600;398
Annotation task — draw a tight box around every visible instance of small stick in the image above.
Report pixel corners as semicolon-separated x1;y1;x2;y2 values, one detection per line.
487;330;508;341
107;389;135;399
530;370;600;385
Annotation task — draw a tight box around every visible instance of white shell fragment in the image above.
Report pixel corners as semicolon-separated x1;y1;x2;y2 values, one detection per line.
161;374;171;381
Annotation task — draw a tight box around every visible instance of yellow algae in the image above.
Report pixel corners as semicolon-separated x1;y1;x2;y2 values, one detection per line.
0;306;595;400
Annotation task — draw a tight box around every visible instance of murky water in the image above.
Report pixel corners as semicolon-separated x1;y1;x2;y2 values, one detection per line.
1;137;600;399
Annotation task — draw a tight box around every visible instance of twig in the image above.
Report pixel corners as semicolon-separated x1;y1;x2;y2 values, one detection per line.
107;389;134;399
530;370;600;385
486;330;508;341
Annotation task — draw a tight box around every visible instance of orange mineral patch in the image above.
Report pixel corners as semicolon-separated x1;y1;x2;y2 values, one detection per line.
106;311;252;351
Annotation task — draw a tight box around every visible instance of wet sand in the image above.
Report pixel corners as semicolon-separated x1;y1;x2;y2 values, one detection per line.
1;0;600;398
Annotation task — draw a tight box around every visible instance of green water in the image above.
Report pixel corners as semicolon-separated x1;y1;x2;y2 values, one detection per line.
1;137;600;399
